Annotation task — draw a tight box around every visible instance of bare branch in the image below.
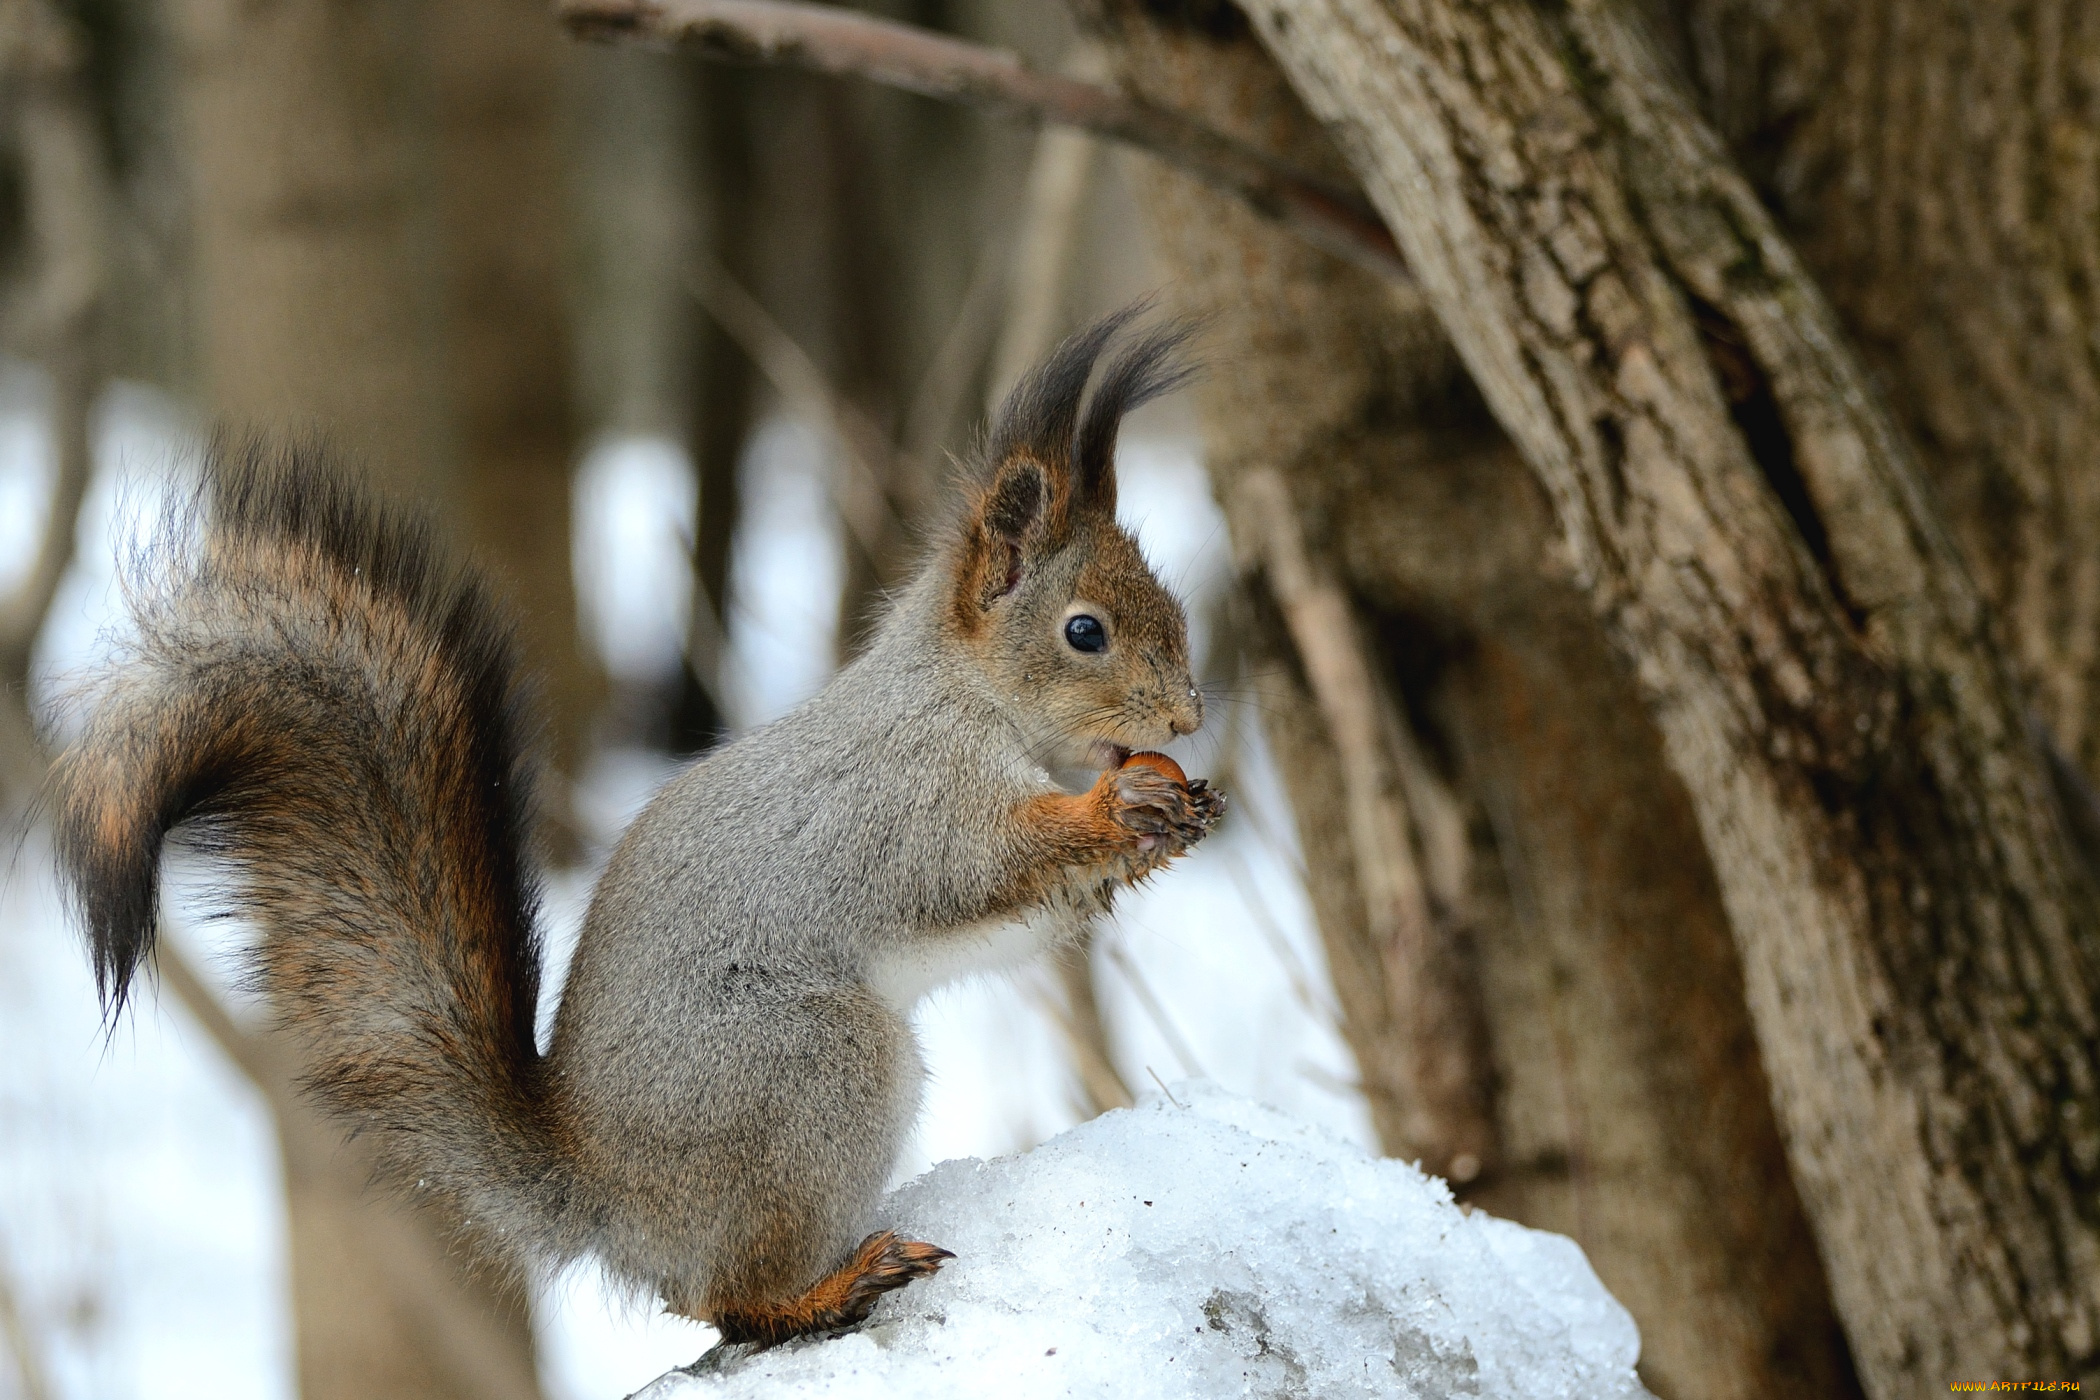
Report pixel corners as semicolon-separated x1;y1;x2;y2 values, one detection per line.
1238;467;1496;1187
1222;852;1337;1027
0;0;105;801
984;46;1104;415
1100;939;1206;1081
685;254;906;565
990;148;1092;401
678;558;734;728
560;0;1409;287
1036;921;1134;1118
901;236;1004;465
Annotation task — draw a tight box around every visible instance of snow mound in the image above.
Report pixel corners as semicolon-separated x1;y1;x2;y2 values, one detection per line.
639;1082;1650;1399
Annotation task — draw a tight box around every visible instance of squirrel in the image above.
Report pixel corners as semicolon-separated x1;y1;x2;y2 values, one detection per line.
49;309;1225;1348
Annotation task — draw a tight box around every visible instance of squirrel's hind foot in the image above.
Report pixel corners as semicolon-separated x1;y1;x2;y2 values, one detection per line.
708;1231;954;1349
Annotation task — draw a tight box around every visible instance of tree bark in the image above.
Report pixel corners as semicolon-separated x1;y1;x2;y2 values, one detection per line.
1082;10;1855;1396
1436;606;1856;1399
1242;0;2100;1389
1671;0;2100;787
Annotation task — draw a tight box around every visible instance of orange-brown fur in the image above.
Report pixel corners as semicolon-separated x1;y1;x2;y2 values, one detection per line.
694;1232;955;1345
991;754;1220;913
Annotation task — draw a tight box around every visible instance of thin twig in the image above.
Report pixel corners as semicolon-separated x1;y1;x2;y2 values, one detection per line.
1223;850;1335;1025
0;0;104;803
901;234;1005;468
1033;925;1135;1118
984;45;1104;414
1237;468;1497;1186
983;56;1142;1123
1294;1058;1364;1099
560;0;1410;287
684;254;906;564
1054;951;1137;1115
676;539;735;726
1102;939;1206;1080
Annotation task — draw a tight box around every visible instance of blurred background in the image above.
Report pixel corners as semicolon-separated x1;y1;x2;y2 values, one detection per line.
0;1;1373;1397
25;0;2046;1389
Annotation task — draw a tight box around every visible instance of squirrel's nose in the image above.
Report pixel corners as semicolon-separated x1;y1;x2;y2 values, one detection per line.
1167;686;1203;737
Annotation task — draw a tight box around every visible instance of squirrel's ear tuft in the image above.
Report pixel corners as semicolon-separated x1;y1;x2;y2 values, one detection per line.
986;311;1137;485
982;304;1198;533
954;306;1198;626
1073;319;1198;517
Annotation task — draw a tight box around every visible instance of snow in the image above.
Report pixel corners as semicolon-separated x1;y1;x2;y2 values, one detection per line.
572;436;700;684
637;1082;1649;1400
0;830;293;1400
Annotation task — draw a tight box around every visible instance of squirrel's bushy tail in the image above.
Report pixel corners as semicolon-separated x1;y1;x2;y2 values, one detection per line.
51;438;568;1256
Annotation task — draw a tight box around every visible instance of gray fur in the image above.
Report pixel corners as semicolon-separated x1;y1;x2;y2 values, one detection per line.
556;549;1191;1308
52;315;1218;1330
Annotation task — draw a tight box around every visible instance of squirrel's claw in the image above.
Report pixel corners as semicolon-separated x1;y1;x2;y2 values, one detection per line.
708;1230;954;1349
1109;760;1225;857
841;1233;953;1308
1187;779;1227;831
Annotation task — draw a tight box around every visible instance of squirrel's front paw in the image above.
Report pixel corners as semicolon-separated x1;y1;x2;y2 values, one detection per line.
1111;752;1225;855
1184;776;1226;834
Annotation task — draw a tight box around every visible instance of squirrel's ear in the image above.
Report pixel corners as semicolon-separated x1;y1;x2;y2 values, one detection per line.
982;456;1045;551
952;307;1198;625
954;456;1046;618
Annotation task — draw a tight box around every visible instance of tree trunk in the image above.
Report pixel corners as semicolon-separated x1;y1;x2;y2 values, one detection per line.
426;0;599;783
1436;611;1856;1398
1080;9;1855;1396
674;62;759;751
168;0;444;489
165;0;549;1390
1671;0;2100;788
1242;0;2100;1389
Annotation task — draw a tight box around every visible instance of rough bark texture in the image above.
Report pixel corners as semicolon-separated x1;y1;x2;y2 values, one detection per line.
1670;0;2100;785
1082;10;1854;1396
1437;612;1855;1398
1243;0;2100;1389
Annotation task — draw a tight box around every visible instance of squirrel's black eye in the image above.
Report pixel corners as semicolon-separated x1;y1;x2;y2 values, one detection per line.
1065;614;1108;654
